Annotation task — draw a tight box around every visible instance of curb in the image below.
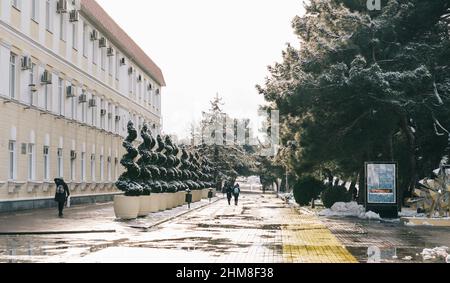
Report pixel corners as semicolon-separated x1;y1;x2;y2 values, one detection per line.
0;229;116;236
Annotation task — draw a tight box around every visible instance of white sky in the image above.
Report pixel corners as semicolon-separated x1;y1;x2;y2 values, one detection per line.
97;0;304;139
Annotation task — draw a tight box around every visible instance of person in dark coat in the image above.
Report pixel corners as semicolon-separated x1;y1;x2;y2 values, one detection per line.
226;183;233;205
222;181;228;197
233;183;241;206
54;178;70;218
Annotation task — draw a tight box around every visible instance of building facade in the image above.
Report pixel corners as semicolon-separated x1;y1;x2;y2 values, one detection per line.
0;0;165;212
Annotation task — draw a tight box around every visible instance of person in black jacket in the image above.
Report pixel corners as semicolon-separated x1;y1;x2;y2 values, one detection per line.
226;182;233;205
54;178;70;218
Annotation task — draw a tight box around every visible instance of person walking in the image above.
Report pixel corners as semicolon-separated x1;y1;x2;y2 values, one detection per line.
233;183;241;206
226;183;233;205
222;181;228;197
54;178;70;218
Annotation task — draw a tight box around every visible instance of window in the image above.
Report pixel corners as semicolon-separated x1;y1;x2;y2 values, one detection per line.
108;104;113;131
57;148;63;178
11;0;20;10
101;48;106;70
9;53;16;99
43;146;50;181
28;144;35;181
44;84;51;111
8;141;16;180
81;92;87;123
30;63;36;106
100;155;104;182
31;0;39;21
60;13;66;41
72;23;78;50
92;40;97;64
58;78;64;116
108;55;113;76
91;97;96;126
45;0;52;32
83;24;88;57
71;92;76;120
81;152;86;182
91;154;96;182
128;71;133;95
107;156;111;181
100;99;105;129
115;52;120;80
70;153;76;181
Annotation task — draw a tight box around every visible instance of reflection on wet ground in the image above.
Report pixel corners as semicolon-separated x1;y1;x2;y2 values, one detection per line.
0;194;448;263
320;216;450;263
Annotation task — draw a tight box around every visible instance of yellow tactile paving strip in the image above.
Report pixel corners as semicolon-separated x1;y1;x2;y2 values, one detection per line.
279;207;357;263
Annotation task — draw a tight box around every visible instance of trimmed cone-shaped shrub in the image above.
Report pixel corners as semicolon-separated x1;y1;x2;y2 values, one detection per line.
116;121;143;197
293;176;326;206
321;185;352;208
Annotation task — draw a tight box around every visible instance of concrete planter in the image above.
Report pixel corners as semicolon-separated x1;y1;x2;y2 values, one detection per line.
192;190;202;202
114;195;140;220
138;195;152;217
166;193;176;209
158;193;169;211
148;194;159;213
177;191;186;206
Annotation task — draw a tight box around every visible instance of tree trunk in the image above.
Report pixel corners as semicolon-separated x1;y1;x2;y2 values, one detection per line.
357;165;365;205
400;113;417;202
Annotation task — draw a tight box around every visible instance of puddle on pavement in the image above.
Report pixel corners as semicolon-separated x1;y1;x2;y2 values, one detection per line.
347;246;446;263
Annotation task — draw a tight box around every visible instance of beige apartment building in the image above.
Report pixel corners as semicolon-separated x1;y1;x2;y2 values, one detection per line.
0;0;165;212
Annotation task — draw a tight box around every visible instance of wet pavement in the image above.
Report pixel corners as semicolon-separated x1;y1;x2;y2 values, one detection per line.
0;194;449;263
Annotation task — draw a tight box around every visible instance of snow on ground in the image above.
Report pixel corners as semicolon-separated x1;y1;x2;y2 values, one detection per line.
421;247;449;261
398;209;426;218
318;202;381;220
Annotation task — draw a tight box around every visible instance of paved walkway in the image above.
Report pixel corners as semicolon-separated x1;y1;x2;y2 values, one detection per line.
0;194;357;263
79;194;357;263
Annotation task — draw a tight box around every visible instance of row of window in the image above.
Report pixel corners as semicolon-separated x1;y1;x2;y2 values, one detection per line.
10;0;161;112
8;139;119;183
8;51;159;137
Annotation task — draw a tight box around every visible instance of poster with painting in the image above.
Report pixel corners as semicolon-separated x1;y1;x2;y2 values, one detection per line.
366;163;397;204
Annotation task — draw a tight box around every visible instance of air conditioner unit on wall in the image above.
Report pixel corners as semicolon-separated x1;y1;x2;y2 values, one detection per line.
89;99;97;108
91;30;98;41
69;10;79;22
67;86;76;98
115;115;121;121
79;94;87;103
21;56;32;70
107;47;114;57
99;37;107;48
71;150;77;160
57;0;68;13
100;109;107;116
72;0;81;10
41;71;52;85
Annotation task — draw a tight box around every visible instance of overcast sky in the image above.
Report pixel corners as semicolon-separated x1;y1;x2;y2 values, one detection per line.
97;0;304;139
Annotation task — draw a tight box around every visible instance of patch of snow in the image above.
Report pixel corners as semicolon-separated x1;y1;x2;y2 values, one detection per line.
319;202;381;220
421;247;449;261
403;256;413;261
446;255;450;263
399;209;425;218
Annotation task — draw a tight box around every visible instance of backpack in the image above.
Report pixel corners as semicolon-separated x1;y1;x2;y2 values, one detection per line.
56;185;65;195
234;187;239;195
